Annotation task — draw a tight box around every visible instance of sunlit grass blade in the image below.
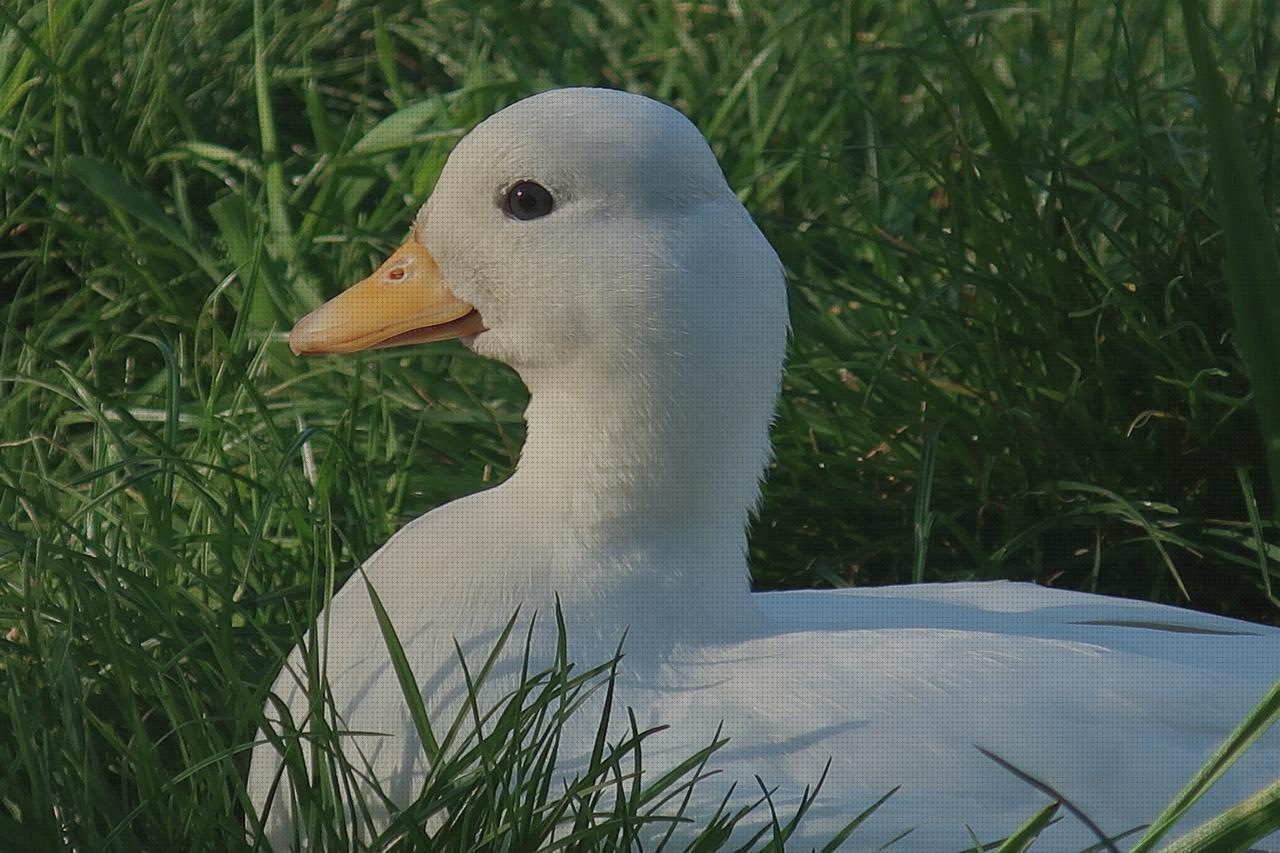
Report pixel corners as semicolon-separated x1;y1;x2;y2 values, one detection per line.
1162;778;1280;850
976;746;1117;853
1160;778;1280;853
818;785;901;853
1236;466;1280;607
1132;678;1280;851
993;801;1060;853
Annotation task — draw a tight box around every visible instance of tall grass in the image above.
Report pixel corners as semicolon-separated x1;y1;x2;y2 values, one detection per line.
2;0;1279;849
253;605;853;851
1179;0;1280;513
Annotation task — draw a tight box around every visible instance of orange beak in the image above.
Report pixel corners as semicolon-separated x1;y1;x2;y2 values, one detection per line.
288;239;485;355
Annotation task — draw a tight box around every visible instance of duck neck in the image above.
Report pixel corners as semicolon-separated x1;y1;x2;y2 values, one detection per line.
504;345;773;596
514;353;747;512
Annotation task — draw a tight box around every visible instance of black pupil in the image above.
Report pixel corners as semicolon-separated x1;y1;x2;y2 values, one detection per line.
508;181;552;220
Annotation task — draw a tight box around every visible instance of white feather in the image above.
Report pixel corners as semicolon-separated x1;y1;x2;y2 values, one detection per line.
250;88;1280;852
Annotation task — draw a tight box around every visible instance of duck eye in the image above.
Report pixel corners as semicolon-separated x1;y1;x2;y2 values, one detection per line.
504;181;554;221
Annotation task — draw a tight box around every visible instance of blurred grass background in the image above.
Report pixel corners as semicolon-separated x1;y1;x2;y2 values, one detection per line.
2;0;1279;848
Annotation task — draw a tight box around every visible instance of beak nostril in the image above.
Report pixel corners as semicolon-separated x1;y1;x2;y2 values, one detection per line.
285;237;476;354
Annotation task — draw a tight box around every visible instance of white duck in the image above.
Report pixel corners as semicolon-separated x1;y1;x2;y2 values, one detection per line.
249;87;1280;851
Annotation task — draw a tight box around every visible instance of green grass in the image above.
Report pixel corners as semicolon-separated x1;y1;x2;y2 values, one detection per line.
255;604;849;851
2;0;1280;849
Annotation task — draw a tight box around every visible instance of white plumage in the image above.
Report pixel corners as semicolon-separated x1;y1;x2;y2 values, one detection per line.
250;87;1280;851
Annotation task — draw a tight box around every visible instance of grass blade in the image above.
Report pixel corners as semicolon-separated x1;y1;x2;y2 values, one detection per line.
994;801;1061;853
1132;678;1280;851
363;575;440;759
1161;778;1280;853
66;154;220;280
1180;0;1280;512
252;0;292;261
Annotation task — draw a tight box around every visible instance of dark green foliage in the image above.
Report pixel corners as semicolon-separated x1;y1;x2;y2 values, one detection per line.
2;0;1279;849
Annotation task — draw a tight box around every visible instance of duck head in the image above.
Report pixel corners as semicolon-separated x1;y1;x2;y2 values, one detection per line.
290;88;788;528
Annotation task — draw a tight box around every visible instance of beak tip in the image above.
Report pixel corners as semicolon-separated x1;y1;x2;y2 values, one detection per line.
288;317;318;356
284;239;476;356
